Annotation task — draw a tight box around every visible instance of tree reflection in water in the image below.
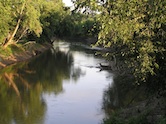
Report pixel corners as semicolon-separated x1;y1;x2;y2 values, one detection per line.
0;48;83;124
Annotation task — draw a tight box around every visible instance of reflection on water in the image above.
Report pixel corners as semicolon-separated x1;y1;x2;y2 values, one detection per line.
0;46;81;124
0;41;113;124
102;73;148;117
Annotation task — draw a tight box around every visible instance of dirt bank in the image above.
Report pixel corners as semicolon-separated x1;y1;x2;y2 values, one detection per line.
0;43;52;69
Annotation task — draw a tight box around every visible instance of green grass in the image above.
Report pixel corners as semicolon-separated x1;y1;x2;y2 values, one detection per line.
0;44;25;58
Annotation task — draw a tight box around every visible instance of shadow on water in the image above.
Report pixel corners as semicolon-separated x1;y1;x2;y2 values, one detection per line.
102;73;166;124
0;48;83;124
102;73;148;117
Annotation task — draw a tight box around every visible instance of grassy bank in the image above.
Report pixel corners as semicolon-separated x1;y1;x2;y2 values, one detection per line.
0;42;52;69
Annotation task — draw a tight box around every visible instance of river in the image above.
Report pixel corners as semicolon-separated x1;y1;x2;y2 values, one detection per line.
0;40;114;124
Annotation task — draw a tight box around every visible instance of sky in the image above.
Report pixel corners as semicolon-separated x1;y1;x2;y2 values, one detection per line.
62;0;73;7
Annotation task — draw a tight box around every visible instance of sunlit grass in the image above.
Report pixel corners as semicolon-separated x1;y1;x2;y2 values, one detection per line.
0;44;25;58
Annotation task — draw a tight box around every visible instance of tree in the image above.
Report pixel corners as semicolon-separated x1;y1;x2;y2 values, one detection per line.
73;0;166;84
0;0;42;48
0;0;65;48
0;1;12;46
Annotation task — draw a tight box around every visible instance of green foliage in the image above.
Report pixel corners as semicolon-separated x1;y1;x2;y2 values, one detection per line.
0;44;24;58
39;0;66;41
59;13;99;37
98;0;165;82
74;0;166;84
0;0;98;53
40;9;100;40
0;1;12;45
73;1;166;123
0;0;66;48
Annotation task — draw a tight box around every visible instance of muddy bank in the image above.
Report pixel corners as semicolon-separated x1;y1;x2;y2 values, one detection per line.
0;43;52;69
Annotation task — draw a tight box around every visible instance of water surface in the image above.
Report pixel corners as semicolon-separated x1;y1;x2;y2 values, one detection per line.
0;41;113;124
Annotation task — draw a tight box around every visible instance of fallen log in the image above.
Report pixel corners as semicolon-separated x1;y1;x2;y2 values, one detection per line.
99;63;112;70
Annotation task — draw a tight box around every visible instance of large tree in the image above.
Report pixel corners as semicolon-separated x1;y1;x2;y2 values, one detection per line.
73;0;166;84
0;0;65;48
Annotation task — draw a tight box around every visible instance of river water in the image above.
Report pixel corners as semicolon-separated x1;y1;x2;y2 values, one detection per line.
0;41;114;124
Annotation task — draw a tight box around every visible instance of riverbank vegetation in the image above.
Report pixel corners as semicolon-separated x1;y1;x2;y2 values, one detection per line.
73;0;166;88
0;0;99;46
0;0;64;65
74;0;166;89
72;0;166;123
0;0;98;66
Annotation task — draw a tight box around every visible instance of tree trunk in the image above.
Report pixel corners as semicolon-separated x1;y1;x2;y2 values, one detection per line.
3;2;25;48
16;28;28;43
3;19;21;48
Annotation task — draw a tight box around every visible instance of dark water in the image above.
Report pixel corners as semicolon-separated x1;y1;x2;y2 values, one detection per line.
0;41;114;124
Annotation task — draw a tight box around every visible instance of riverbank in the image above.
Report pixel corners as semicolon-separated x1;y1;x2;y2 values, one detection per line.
0;42;52;69
103;94;166;124
102;62;166;124
0;37;98;69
